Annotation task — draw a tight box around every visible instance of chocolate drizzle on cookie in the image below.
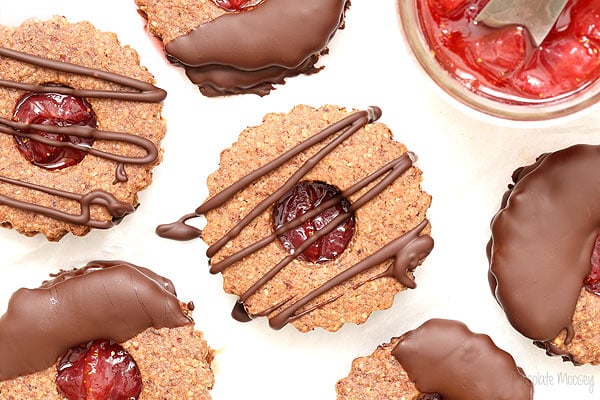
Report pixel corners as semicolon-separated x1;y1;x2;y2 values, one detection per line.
0;47;166;102
0;176;133;228
0;46;166;230
488;144;600;344
266;219;432;329
157;107;433;329
1;112;159;173
164;0;348;96
0;260;191;381
392;319;533;399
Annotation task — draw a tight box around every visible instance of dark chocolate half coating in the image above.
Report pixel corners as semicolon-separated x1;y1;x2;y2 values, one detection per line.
488;144;600;342
0;260;191;381
165;0;348;96
392;319;533;400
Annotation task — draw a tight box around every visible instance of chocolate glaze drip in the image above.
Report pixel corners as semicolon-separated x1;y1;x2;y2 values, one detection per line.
0;46;166;229
0;260;191;381
488;144;600;342
164;0;348;96
231;301;253;322
533;339;581;365
158;107;433;329
392;319;533;400
115;162;128;183
185;56;320;97
156;212;202;241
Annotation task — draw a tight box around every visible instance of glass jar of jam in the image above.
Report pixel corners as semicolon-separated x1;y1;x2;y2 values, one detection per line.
398;0;600;121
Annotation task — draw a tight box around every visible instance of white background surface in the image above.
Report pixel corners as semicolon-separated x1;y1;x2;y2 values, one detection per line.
1;1;600;398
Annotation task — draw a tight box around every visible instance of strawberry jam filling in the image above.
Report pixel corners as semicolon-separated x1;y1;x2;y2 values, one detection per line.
418;0;600;100
212;0;263;12
56;339;142;400
272;180;355;264
584;235;600;295
13;91;97;170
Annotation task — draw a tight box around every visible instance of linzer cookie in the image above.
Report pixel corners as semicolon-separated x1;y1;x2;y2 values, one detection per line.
488;144;600;365
134;0;349;96
0;260;214;399
0;16;166;240
157;105;433;332
336;319;533;399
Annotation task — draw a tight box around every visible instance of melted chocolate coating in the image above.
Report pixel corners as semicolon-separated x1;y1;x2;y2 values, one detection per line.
392;319;533;400
488;144;600;342
158;107;433;329
0;46;165;230
164;0;348;96
0;260;191;381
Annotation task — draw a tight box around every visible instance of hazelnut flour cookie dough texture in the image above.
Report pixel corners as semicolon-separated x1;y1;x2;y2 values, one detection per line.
488;144;600;365
0;260;214;400
0;16;166;240
336;319;533;400
158;105;433;332
134;0;349;96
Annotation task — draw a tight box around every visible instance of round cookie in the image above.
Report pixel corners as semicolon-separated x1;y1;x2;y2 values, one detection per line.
0;16;166;241
135;0;349;96
336;319;533;400
488;144;600;364
158;105;433;332
0;260;214;399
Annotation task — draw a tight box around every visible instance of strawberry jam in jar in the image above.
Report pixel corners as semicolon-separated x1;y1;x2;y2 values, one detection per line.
398;0;600;121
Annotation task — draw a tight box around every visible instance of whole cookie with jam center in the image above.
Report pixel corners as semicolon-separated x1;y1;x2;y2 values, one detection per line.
488;144;600;364
159;105;433;332
0;16;166;240
135;0;349;96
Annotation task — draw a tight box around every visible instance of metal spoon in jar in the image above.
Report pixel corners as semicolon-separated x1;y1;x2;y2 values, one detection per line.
475;0;569;47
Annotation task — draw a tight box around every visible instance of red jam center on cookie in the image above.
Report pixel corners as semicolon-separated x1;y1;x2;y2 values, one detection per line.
272;180;355;263
418;0;600;99
56;339;142;400
13;91;97;170
212;0;263;11
584;235;600;295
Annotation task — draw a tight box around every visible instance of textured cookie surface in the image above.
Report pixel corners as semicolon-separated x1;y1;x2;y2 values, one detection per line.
546;289;600;365
135;0;349;96
136;0;226;44
0;16;166;240
201;104;432;332
336;337;422;400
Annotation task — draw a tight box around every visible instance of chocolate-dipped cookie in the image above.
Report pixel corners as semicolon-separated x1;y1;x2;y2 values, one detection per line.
135;0;349;96
0;260;214;399
0;16;166;240
488;144;600;364
158;105;433;332
336;319;533;400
